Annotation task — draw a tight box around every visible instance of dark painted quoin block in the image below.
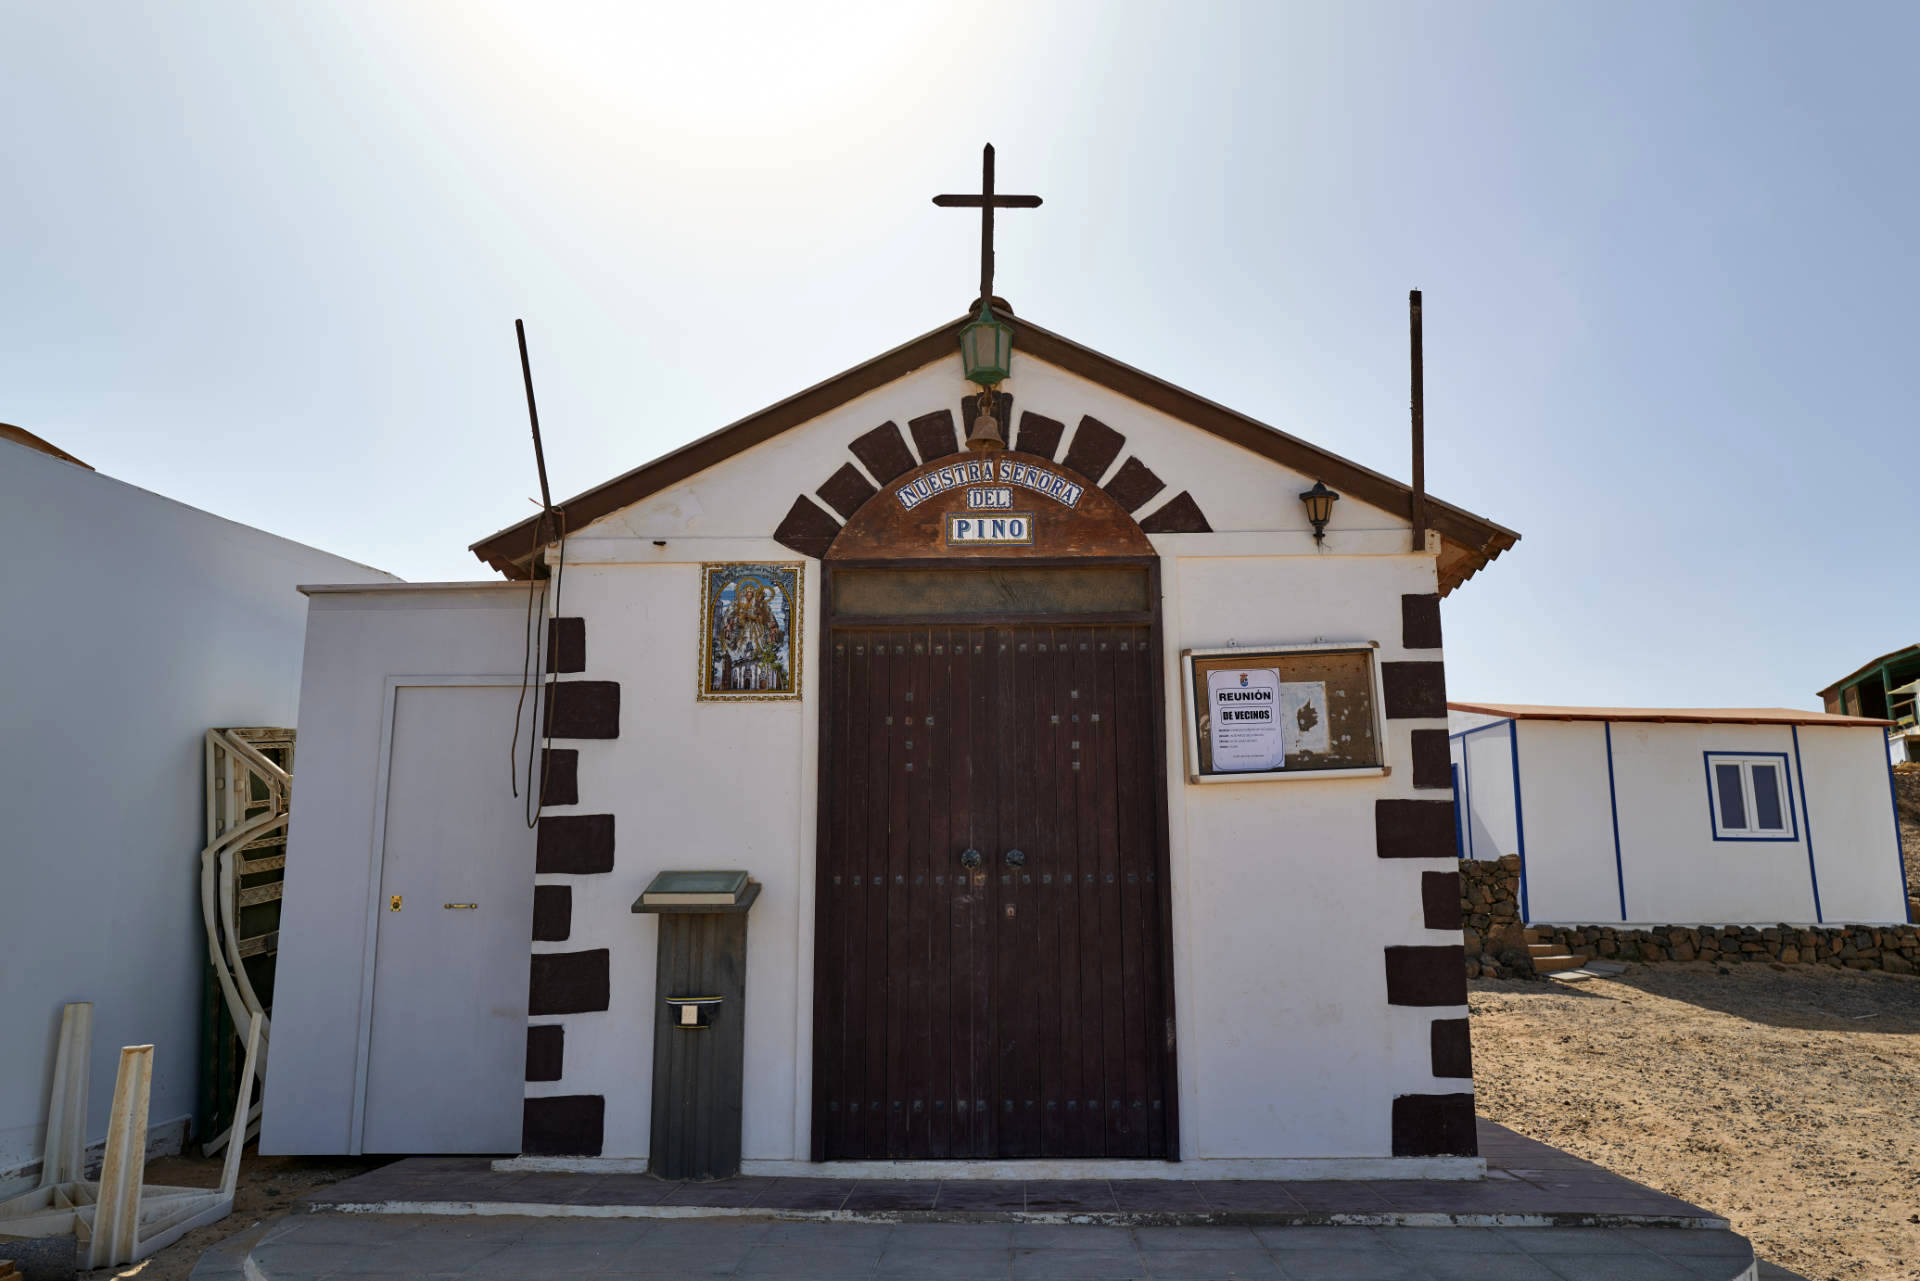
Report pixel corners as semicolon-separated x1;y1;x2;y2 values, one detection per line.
536;814;614;874
1012;410;1064;459
909;409;960;462
545;617;586;673
1430;1018;1473;1078
1410;729;1451;790
528;948;610;1016
526;1025;564;1082
1391;1092;1477;1157
1384;945;1469;1006
1382;661;1448;719
848;420;917;483
1402;593;1443;650
523;1094;604;1156
544;680;620;739
773;496;842;559
1376;798;1457;860
539;749;578;807
1102;457;1166;514
531;885;572;942
815;462;878;520
1139;491;1212;534
1422;870;1463;931
1061;415;1125;482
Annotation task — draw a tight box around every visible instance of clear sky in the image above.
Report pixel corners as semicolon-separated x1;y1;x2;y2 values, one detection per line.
4;2;1913;710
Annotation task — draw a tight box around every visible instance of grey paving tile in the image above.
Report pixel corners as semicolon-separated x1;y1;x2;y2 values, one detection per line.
1111;1179;1212;1211
511;1216;660;1244
887;1222;1016;1249
1666;1254;1760;1281
1507;1227;1662;1256
738;1242;891;1275
937;1180;1030;1210
1250;1226;1391;1252
1024;1180;1120;1211
1377;1226;1523;1253
662;1176;774;1207
639;1219;771;1249
1012;1225;1135;1250
1280;1180;1393;1211
844;1179;941;1211
1196;1181;1299;1211
1418;1252;1563;1280
461;1241;644;1274
1615;1230;1752;1257
1267;1247;1434;1280
757;1177;857;1210
873;1245;1013;1279
316;1238;506;1273
1011;1247;1148;1280
1141;1247;1282;1278
250;1242;363;1275
1533;1252;1707;1281
614;1240;753;1275
1134;1226;1262;1251
763;1220;894;1244
274;1214;425;1243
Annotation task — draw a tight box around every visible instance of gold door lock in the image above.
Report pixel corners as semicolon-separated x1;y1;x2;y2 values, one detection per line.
390;895;402;911
444;903;478;910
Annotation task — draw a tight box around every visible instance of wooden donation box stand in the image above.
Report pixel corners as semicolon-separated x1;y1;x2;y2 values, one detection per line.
631;870;761;1180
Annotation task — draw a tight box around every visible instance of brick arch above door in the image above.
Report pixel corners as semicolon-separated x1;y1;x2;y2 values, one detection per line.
772;400;1213;559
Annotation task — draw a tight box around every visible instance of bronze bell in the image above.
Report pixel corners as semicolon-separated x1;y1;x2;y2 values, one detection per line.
966;412;1005;451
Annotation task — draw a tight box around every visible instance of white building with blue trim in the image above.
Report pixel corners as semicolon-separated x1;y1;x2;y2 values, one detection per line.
1447;703;1911;927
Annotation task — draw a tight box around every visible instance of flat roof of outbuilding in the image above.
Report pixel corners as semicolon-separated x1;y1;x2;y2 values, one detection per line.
1449;702;1892;729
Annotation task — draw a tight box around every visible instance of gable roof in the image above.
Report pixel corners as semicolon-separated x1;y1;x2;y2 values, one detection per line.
1817;644;1920;700
469;309;1520;593
1450;701;1892;729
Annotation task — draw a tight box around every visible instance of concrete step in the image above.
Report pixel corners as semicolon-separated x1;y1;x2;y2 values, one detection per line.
1532;954;1586;974
1526;943;1562;957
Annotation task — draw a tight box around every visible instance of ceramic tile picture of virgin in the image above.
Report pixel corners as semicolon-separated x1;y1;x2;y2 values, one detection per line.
698;562;802;700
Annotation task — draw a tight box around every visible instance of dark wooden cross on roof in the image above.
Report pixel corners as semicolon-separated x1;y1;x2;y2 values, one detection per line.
932;143;1042;306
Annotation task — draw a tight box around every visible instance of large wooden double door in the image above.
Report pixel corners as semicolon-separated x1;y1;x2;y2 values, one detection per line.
812;622;1174;1160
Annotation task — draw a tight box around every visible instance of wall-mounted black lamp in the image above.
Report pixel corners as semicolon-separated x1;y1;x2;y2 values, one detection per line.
1300;481;1340;543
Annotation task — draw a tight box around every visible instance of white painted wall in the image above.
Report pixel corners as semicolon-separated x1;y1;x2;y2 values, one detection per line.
262;584;536;1155
1448;707;1907;926
538;352;1461;1163
0;438;395;1186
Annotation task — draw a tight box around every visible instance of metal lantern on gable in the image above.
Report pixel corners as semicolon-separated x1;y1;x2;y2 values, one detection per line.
1300;480;1340;543
961;299;1015;451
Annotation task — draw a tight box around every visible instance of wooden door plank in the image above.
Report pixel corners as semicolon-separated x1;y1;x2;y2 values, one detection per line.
971;627;997;1158
1048;624;1087;1157
812;634;847;1159
1112;627;1152;1157
863;638;892;1158
1031;627;1065;1156
923;628;950;1158
1008;627;1041;1156
1091;627;1129;1156
885;635;911;1158
905;630;933;1157
1069;628;1107;1157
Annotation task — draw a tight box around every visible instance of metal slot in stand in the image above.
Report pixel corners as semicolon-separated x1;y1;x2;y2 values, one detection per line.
631;873;761;1180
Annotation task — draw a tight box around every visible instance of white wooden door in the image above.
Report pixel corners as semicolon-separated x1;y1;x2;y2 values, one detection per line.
361;684;537;1153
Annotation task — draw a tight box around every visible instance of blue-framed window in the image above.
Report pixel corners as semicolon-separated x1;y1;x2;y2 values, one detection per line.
1704;752;1797;841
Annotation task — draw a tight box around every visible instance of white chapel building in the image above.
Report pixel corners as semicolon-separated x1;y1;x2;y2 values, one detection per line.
265;302;1519;1176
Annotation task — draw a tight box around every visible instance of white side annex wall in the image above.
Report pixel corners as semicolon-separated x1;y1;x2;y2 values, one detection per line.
1449;714;1909;927
263;584;535;1155
1510;722;1622;925
1791;725;1908;923
538;351;1465;1163
0;439;395;1186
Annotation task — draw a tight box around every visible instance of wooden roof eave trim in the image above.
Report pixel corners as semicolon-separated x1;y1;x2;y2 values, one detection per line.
468;310;1522;585
470;318;970;577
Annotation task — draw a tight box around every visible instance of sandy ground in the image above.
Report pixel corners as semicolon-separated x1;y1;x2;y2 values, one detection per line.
1472;963;1920;1281
72;1150;387;1281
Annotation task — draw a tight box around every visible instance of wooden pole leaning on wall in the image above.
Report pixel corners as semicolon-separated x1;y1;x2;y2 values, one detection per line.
38;1002;91;1188
90;1045;154;1268
1409;289;1428;553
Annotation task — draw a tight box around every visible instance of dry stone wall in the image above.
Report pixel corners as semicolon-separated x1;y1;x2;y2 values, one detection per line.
1458;852;1920;978
1895;763;1920;922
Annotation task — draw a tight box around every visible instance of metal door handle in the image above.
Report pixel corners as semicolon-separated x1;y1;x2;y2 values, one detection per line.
444;903;478;910
960;849;982;868
1004;849;1026;868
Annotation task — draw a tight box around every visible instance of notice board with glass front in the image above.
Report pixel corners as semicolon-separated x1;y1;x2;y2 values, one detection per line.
1180;642;1388;782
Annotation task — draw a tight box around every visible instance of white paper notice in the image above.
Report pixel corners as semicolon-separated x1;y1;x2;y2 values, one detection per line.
1278;681;1329;754
1206;668;1285;771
